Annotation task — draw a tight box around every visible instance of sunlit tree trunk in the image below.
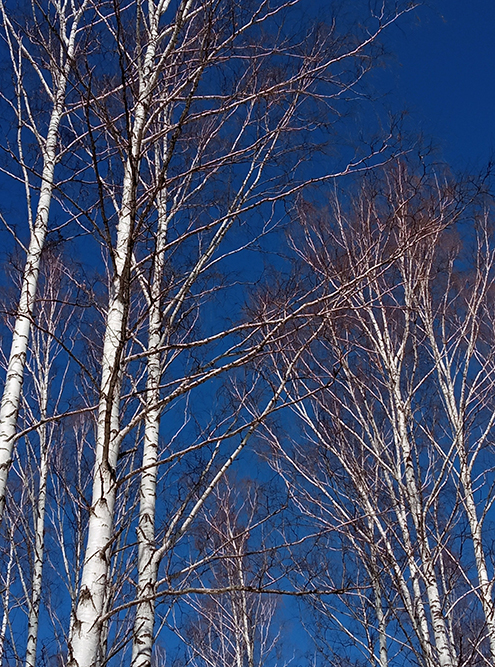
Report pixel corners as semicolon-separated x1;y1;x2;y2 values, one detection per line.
0;0;89;520
68;160;143;666
418;222;495;660
24;389;49;667
0;526;15;664
21;254;72;667
131;140;169;667
69;3;194;662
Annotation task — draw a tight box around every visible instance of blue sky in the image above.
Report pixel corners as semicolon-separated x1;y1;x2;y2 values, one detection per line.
385;0;495;169
0;3;493;665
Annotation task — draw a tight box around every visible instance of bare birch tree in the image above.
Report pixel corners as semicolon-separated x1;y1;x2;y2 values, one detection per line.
0;251;80;667
0;1;424;665
21;253;76;667
260;163;483;666
62;2;415;666
415;207;495;663
169;480;282;667
0;0;90;520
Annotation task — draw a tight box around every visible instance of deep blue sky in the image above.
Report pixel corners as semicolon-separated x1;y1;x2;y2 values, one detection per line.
385;0;495;169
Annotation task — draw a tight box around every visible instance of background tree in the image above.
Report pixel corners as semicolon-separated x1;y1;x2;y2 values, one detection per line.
168;479;282;667
261;162;495;667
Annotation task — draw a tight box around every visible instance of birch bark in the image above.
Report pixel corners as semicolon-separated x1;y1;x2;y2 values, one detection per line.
0;525;15;665
418;237;495;659
69;3;194;663
131;149;169;667
24;370;49;667
0;0;88;520
21;255;72;667
68;160;135;667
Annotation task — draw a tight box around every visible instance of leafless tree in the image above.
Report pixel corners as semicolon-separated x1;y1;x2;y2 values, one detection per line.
260;162;494;667
0;248;83;665
0;2;423;666
166;479;283;667
0;0;91;519
60;2;416;666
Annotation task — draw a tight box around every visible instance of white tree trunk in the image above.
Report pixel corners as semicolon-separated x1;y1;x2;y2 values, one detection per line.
24;395;49;667
131;167;168;667
368;519;387;667
394;399;454;667
463;478;495;656
0;528;14;665
0;144;57;517
0;2;85;520
24;274;62;667
68;161;135;667
68;9;169;657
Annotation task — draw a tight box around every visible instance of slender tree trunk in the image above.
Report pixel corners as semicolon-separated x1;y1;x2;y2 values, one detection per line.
461;464;495;656
368;519;388;667
0;2;86;520
0;529;14;664
0;140;57;518
25;389;49;667
69;11;168;657
234;544;254;667
131;152;168;667
394;398;454;667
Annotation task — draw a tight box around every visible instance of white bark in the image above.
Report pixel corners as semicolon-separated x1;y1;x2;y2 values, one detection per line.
368;519;387;667
23;257;68;667
0;526;14;665
24;390;49;667
69;3;192;660
131;149;169;667
68;161;136;666
0;0;87;520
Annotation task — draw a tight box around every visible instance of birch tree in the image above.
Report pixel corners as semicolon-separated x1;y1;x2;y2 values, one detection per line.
0;246;82;665
0;0;90;520
62;2;417;665
170;480;281;667
22;253;76;667
0;251;80;667
0;1;423;665
260;163;481;666
415;208;495;663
